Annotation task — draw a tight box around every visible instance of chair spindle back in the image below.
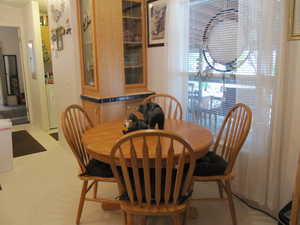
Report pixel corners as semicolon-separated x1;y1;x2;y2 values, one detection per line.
110;130;196;207
62;105;94;173
213;104;252;175
144;94;183;120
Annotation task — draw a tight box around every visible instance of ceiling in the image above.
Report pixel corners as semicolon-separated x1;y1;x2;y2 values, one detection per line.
0;0;48;12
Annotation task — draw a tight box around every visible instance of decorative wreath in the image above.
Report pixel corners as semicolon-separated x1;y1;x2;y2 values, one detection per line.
202;8;250;73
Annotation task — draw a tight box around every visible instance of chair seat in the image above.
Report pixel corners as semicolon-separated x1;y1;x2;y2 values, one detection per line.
194;151;227;176
82;159;114;178
120;201;188;216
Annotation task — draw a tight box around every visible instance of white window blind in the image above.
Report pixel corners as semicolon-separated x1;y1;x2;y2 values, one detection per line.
187;0;279;135
184;0;283;209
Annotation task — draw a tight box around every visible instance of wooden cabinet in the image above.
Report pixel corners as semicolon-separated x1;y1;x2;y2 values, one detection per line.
77;0;125;98
122;0;147;88
77;0;147;96
77;0;150;124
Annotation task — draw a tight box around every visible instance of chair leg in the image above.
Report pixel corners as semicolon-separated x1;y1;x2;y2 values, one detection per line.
93;181;98;199
217;181;224;199
140;216;147;225
183;209;188;225
123;212;128;225
76;181;88;225
172;214;184;225
188;206;199;220
225;181;237;225
126;213;134;225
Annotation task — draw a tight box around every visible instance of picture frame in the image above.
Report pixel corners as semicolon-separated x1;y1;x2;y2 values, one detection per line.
289;0;300;40
147;0;167;47
56;27;65;51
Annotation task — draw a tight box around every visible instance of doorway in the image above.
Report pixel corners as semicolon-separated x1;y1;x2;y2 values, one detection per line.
0;27;29;125
40;13;58;131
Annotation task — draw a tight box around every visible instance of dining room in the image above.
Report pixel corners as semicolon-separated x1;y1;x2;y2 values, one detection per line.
1;0;300;225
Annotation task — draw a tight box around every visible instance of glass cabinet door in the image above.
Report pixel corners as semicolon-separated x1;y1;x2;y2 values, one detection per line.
79;0;96;87
122;0;145;86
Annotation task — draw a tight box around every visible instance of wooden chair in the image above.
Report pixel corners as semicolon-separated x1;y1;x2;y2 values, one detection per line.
290;155;300;225
110;130;196;225
143;94;183;120
193;104;252;225
61;105;116;225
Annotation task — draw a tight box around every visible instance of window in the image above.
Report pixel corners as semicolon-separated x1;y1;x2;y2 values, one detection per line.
187;0;257;133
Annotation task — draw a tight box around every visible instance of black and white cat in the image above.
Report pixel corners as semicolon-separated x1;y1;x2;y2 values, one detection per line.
138;102;165;129
123;102;165;134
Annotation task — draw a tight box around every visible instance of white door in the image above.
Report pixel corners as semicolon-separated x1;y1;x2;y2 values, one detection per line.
46;84;58;129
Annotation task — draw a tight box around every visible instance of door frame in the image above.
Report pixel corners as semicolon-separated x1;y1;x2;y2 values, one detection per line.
16;27;32;124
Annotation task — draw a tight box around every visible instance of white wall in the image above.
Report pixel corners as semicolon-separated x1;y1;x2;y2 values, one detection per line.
47;0;81;146
147;0;189;112
148;47;168;94
0;3;23;28
22;1;49;130
0;27;25;94
147;0;169;94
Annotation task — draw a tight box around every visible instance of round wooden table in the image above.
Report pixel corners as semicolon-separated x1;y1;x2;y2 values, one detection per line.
82;119;213;163
82;119;213;211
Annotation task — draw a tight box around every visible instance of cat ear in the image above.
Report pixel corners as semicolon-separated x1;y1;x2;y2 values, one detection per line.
138;104;143;112
129;113;138;121
146;102;152;109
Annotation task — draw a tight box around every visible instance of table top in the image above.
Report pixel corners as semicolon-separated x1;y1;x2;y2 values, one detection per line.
82;119;213;163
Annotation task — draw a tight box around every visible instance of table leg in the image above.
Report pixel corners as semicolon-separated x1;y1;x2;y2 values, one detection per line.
188;206;199;220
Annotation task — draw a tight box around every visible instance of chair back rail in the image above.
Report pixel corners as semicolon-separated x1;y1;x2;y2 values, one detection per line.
62;105;94;173
213;103;252;175
143;94;183;120
110;130;196;207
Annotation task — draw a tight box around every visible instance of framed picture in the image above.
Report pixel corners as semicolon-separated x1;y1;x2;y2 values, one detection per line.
147;0;167;47
289;0;300;40
56;27;65;51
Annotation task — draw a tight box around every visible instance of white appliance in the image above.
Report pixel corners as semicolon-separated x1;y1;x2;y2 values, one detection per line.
0;119;13;173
